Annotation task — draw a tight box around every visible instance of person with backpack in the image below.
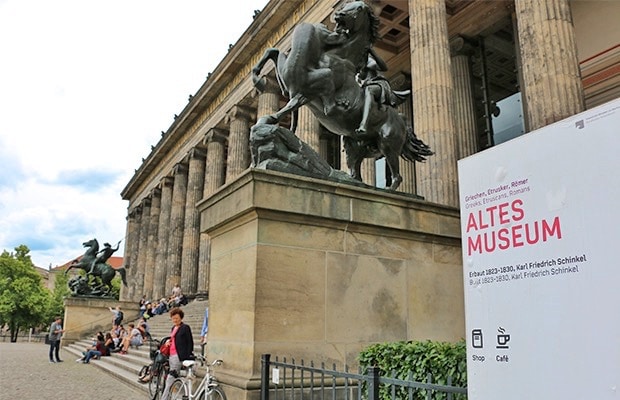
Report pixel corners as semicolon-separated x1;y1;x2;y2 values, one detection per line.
109;306;123;327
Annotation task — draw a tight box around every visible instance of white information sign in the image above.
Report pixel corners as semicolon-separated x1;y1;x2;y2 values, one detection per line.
458;98;620;399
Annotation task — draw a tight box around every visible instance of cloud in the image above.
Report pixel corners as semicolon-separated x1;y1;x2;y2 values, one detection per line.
0;137;26;190
0;178;127;267
51;169;123;192
0;0;269;268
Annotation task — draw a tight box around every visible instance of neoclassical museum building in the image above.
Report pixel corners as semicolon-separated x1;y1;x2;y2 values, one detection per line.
119;0;618;386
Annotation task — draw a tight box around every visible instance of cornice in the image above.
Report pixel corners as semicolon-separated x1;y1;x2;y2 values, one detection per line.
121;0;309;203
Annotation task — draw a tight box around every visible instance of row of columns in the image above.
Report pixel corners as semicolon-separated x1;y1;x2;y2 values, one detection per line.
122;0;585;301
408;0;584;207
121;79;284;302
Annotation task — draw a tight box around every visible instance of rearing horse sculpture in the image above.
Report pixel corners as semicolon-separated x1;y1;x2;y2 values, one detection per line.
252;1;432;190
65;238;127;295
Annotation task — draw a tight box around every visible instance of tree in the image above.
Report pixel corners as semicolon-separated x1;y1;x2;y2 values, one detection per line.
0;246;51;342
46;272;70;323
109;275;121;299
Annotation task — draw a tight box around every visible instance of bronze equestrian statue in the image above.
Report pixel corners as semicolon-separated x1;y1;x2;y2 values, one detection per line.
251;1;432;190
65;238;127;296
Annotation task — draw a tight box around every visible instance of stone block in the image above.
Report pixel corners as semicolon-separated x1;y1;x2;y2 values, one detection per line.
198;170;464;399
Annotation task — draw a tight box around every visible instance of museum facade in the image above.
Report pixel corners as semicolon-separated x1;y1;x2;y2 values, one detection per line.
119;0;618;307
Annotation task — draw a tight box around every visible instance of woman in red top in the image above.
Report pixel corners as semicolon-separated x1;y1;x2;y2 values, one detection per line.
161;307;194;400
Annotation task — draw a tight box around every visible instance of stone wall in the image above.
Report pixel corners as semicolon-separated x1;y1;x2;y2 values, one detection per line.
198;169;464;400
62;298;140;344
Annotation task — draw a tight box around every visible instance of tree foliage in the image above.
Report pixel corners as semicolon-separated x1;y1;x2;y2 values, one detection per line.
109;275;121;299
0;246;52;342
47;272;70;322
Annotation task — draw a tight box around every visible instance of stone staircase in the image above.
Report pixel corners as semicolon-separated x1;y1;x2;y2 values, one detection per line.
63;299;209;393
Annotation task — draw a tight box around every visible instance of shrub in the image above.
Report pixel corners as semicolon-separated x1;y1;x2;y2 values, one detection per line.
358;340;467;400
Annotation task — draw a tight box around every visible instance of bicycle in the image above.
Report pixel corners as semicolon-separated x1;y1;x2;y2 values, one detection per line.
137;336;171;400
148;361;170;400
168;355;226;400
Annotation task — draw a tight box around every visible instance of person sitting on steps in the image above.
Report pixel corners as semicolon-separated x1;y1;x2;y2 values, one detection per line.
119;323;143;354
78;332;107;364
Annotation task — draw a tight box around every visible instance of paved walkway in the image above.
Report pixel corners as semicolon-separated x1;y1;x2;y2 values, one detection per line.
0;342;145;400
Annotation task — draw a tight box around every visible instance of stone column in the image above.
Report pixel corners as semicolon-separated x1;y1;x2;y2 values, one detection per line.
120;207;140;301
515;0;584;130
204;128;228;196
143;188;161;301
197;129;227;298
225;105;253;182
196;237;211;298
181;148;206;296
397;98;417;195
255;75;280;120
152;177;173;300
409;0;459;207
297;106;321;152
196;128;227;297
450;36;478;160
165;163;189;295
127;206;142;300
134;197;151;301
362;159;376;186
319;136;331;163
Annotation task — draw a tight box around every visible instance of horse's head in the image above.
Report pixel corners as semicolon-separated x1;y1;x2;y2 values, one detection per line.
334;1;379;43
82;238;98;248
81;238;99;256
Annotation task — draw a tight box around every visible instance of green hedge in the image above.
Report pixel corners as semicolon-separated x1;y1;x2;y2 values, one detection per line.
358;340;467;400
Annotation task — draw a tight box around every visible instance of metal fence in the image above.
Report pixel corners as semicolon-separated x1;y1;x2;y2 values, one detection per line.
0;332;47;343
260;354;467;400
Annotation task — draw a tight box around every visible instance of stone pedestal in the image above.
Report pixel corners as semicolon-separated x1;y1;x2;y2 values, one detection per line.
62;298;139;345
197;169;464;400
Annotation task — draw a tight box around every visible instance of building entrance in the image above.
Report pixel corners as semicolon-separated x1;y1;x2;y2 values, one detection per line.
472;17;525;148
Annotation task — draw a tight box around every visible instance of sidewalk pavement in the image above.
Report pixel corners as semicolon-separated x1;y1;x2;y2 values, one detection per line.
0;342;145;400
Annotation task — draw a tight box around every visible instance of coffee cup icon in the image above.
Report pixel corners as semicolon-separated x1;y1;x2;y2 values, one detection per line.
496;327;510;348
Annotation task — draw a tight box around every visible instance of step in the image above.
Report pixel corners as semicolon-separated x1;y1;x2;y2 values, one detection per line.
63;343;149;394
61;299;210;393
70;341;153;365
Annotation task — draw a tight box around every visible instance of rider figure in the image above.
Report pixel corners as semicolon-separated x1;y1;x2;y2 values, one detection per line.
88;241;120;275
318;27;388;117
356;56;398;135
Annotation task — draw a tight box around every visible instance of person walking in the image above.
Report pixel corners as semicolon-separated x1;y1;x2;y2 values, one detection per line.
48;316;65;363
160;307;194;400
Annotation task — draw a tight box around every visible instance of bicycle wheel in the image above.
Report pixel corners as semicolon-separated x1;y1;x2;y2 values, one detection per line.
168;378;187;400
149;367;167;400
202;386;227;400
138;365;150;380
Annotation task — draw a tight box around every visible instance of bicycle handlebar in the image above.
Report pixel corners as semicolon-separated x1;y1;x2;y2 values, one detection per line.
193;354;223;367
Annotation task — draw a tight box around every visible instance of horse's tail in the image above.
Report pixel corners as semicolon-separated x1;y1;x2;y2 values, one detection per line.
116;267;128;287
252;48;281;91
401;127;434;163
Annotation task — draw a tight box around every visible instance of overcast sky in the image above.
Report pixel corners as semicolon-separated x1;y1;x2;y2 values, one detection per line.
0;0;270;269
